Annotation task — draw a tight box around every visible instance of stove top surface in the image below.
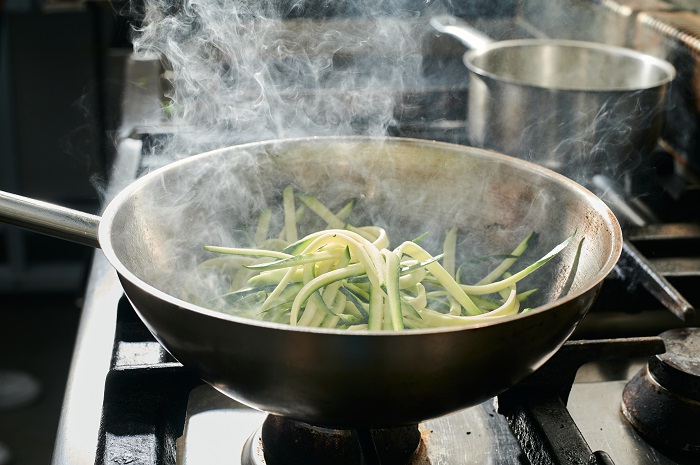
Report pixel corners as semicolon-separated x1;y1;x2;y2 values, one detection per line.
51;1;700;464
175;377;680;465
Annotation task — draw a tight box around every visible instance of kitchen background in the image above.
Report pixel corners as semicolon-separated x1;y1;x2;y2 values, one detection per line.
1;1;128;464
1;0;699;464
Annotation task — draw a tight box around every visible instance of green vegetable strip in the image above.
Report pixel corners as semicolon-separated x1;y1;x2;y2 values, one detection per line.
299;263;342;326
244;249;343;271
488;284;520;317
367;286;384;330
400;254;444;275
314;253;335;277
347;324;369;331
399;266;426;289
330;246;352;273
397;241;482;316
255;209;272;246
282;185;298;243
416;308;509;327
403;283;427;312
298;230;385;289
382;302;393;330
278;205;306;241
339;289;368;319
559;236;585;297
296;264;320;326
517;288;538;301
202;189;575;330
247;267;303;287
308;307;327;327
216;284;276;302
343;282;370;302
320;249;351;309
297;298;320;327
259;266;300;312
447;295;462;315
457;234;574;295
334;200;355;222
423;290;455;313
310;263;337;310
298;193;377;242
282;233;318;255
399;295;422;319
256;238;290;253
297;193;346;229
321;314;340;328
321;293;347;328
477;233;532;285
195;255;256;271
402;316;424;330
443;226;458;278
204;245;291;260
356;226;389;250
382;250;404;331
290;263;366;326
264;283;303;309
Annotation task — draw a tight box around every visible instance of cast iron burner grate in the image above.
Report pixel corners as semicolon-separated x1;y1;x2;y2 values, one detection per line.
92;295;668;465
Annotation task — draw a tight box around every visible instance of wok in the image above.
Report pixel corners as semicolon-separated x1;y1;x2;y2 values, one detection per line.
0;137;622;427
430;15;676;186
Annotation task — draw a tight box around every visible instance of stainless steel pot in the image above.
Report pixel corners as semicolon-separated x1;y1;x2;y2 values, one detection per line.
0;136;622;427
431;15;676;190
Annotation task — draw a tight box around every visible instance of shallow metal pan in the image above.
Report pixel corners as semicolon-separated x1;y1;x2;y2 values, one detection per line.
0;136;622;427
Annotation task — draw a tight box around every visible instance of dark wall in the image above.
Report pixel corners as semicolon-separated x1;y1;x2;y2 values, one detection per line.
0;4;130;293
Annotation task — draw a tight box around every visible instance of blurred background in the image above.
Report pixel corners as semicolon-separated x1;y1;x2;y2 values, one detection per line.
0;1;130;463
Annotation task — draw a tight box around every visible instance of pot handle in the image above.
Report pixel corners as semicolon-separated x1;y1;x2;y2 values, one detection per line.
429;15;494;50
590;175;695;321
0;190;101;249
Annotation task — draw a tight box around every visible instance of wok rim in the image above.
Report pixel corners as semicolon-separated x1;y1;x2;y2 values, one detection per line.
463;38;677;92
98;135;623;336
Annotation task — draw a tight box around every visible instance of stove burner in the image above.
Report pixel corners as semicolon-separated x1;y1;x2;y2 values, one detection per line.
242;415;424;465
622;327;700;459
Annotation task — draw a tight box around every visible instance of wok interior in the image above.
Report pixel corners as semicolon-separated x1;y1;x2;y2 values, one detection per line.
466;41;675;91
106;137;618;326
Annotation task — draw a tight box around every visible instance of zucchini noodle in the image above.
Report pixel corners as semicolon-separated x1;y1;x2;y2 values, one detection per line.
187;186;576;330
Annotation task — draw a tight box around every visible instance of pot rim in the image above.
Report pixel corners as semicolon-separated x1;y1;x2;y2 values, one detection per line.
98;135;623;337
463;38;677;92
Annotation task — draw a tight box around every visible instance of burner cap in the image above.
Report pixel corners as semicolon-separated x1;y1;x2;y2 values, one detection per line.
243;415;423;465
622;327;700;458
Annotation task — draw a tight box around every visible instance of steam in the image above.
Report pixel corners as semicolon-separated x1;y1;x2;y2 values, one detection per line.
130;0;439;161
117;2;620;322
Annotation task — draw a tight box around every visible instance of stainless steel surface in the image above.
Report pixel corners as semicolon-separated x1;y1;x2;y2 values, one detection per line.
621;328;700;456
0;191;101;248
431;14;676;187
591;174;660;228
636;10;700;175
568;381;681;464
93;136;619;426
178;385;526;465
619;239;695;320
48;1;700;462
430;15;493;49
50;138;143;465
0;135;622;428
175;368;683;465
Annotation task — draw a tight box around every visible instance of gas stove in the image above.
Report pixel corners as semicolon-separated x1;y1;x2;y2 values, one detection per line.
52;1;699;464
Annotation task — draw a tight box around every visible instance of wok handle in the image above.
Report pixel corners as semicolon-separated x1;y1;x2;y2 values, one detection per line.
0;190;101;249
429;15;493;50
